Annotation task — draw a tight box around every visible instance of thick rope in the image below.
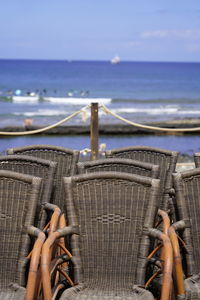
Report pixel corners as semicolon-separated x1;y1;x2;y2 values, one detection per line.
1;102;200;136
0;105;90;136
101;104;200;132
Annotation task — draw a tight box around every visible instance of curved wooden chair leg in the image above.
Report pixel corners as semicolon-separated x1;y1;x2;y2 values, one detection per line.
168;224;185;298
41;226;78;300
25;228;46;300
148;229;173;300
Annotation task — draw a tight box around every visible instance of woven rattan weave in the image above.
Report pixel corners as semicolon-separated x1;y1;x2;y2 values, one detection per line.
0;170;42;299
59;172;160;299
173;168;200;299
7;145;79;210
0;155;56;228
106;146;179;210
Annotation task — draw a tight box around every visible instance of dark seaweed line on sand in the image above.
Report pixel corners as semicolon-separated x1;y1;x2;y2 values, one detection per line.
1;119;200;135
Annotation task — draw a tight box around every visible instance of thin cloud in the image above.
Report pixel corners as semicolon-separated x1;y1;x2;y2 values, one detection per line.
16;42;33;47
126;41;142;47
186;43;200;52
141;30;200;40
155;9;169;15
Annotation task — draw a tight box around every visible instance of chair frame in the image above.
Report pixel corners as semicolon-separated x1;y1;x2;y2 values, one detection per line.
0;170;42;299
7;144;80;209
0;154;56;203
77;157;159;178
0;154;57;228
169;168;200;299
7;144;79;176
41;172;173;300
106;146;179;211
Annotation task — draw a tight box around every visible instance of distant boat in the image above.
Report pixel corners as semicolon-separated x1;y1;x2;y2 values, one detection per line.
111;55;120;64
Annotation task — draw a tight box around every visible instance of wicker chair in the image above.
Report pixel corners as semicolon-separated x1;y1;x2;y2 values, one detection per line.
41;172;173;300
0;170;42;299
106;146;179;211
7;145;80;210
0;155;57;228
77;157;159;178
169;168;200;299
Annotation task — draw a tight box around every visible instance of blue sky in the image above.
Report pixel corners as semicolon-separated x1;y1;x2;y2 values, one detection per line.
1;0;200;62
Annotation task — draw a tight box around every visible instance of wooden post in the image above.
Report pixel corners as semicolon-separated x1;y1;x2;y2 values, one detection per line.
90;103;99;160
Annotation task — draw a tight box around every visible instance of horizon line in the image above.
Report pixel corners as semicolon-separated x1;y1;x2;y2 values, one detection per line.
0;58;200;64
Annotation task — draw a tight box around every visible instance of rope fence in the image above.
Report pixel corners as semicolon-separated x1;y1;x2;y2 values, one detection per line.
0;102;200;136
100;104;200;133
0;105;89;136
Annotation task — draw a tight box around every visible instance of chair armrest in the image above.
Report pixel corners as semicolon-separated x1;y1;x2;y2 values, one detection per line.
57;225;79;237
27;225;45;237
172;220;189;231
43;203;60;212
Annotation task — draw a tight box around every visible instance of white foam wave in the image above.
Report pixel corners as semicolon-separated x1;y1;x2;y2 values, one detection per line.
113;106;179;115
112;106;200;116
12;95;39;102
13;106;200;118
13;109;67;117
43;97;112;105
177;110;200;115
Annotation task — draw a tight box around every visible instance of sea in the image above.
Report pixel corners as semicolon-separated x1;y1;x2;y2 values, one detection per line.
0;59;200;156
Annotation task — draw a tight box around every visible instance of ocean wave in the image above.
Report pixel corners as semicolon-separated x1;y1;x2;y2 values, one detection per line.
112;106;179;115
12;105;200;118
0;96;112;105
112;106;200;115
12;95;40;102
43;97;112;105
177;110;200;115
1;96;200;106
112;98;200;104
13;109;69;117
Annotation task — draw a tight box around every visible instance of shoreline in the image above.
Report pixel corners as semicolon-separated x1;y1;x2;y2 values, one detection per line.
0;119;199;165
1;119;200;135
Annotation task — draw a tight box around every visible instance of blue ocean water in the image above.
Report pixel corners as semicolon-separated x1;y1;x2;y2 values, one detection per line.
0;59;200;155
1;135;200;157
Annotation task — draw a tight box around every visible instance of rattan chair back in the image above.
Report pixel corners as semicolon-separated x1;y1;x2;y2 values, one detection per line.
64;172;160;288
173;168;200;277
77;157;159;178
0;170;42;292
7;145;79;210
106;146;179;210
0;155;56;228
